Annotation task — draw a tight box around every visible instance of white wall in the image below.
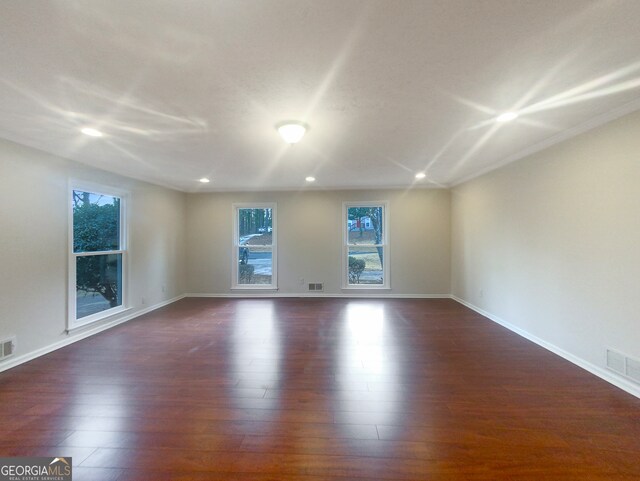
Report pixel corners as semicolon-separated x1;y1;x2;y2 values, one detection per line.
186;189;451;296
0;138;187;367
452;110;640;394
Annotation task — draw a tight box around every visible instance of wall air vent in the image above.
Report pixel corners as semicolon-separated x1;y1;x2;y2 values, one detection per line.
0;337;16;360
626;357;640;384
606;349;625;374
607;348;640;385
308;283;324;292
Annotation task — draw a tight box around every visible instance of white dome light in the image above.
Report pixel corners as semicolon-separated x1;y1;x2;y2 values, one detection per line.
496;112;518;122
415;172;426;180
199;177;210;183
305;176;316;182
277;122;307;144
81;127;103;137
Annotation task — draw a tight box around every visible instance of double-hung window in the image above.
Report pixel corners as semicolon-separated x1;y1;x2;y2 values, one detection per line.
343;201;389;288
69;184;127;328
232;204;277;289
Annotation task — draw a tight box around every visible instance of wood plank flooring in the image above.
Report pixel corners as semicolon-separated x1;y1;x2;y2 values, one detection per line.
1;298;639;480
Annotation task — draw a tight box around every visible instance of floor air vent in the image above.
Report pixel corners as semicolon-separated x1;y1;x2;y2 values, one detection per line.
308;283;324;292
0;337;16;360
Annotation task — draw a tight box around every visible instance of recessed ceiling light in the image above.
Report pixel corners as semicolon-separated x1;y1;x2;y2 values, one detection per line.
305;176;316;182
415;172;426;180
277;121;307;144
81;127;103;137
199;177;210;183
496;112;518;122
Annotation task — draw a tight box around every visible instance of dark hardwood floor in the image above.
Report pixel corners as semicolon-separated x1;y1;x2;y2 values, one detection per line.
1;298;639;480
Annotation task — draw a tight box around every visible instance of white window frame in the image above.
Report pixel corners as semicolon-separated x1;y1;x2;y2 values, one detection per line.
232;203;277;290
342;201;390;289
68;181;129;330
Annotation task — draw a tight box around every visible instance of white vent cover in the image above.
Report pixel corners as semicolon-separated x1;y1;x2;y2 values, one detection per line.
606;349;625;374
308;283;324;291
607;348;640;385
0;337;16;360
626;357;640;384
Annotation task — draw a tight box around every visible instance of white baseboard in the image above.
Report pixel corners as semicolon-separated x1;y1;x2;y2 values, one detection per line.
0;294;185;373
451;295;640;400
186;292;450;299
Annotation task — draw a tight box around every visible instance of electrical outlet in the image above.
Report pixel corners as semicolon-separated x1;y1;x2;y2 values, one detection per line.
479;289;484;298
299;277;305;285
162;285;166;293
141;296;146;305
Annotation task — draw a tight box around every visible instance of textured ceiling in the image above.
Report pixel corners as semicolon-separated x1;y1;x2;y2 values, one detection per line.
1;1;640;191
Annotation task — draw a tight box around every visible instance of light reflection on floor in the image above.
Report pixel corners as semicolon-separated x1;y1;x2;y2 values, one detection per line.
72;384;128;433
232;300;280;412
336;302;401;426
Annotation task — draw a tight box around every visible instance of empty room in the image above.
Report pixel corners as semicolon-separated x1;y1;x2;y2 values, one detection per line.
1;1;639;480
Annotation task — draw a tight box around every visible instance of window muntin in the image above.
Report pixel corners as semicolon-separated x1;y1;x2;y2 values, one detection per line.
70;187;126;327
344;203;388;288
233;205;277;289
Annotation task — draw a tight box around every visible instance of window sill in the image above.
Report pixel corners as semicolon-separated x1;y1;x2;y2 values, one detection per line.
231;286;279;291
342;286;391;290
68;306;132;331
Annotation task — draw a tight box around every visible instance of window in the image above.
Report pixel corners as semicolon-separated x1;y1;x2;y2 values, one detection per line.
343;202;389;288
232;204;277;289
69;185;127;328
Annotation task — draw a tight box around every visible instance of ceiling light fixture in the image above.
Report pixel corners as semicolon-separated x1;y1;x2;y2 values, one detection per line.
305;176;316;182
496;112;518;122
277;121;307;144
199;177;210;183
415;172;426;180
80;127;103;137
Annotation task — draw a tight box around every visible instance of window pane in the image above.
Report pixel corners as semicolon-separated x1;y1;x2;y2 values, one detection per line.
76;254;123;318
238;208;273;245
348;247;384;285
347;206;383;245
73;190;121;252
238;246;272;285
